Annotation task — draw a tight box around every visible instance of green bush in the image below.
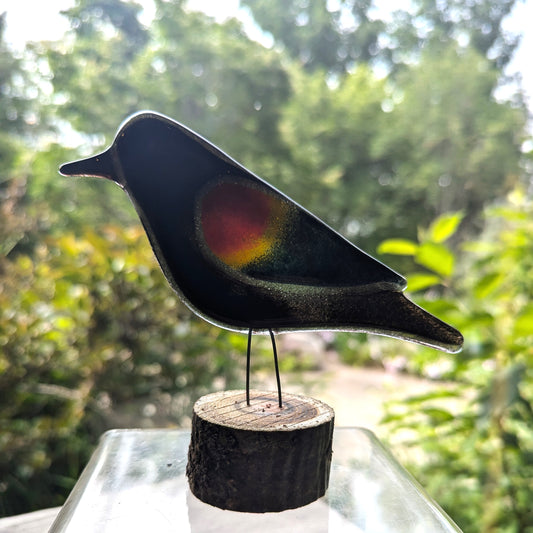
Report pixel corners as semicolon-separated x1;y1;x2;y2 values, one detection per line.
0;222;249;516
380;192;533;532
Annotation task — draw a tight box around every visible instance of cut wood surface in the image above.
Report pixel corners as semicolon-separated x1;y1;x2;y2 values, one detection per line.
193;389;333;430
187;390;335;513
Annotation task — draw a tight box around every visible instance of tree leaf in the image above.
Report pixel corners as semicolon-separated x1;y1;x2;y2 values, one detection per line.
474;272;506;299
415;242;455;277
406;272;442;291
422;407;455;423
377;239;418;256
403;389;461;403
513;306;533;338
428;212;464;243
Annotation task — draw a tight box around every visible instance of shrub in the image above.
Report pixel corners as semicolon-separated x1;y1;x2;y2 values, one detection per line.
0;223;248;515
380;194;533;532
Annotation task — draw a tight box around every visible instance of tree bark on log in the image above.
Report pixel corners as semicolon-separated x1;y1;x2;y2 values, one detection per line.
186;390;335;513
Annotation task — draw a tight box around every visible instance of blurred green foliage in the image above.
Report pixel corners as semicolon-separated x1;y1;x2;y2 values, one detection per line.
0;215;250;515
0;0;532;529
380;194;533;532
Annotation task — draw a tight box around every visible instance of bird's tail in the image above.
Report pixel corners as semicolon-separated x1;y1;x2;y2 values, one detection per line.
334;290;463;353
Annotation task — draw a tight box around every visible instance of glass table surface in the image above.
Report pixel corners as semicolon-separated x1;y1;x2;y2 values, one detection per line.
49;428;461;533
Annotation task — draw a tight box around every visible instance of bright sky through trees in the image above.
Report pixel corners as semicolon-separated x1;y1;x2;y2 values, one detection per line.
3;0;533;114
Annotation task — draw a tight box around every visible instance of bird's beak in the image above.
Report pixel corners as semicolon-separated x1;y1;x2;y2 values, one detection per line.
59;149;117;182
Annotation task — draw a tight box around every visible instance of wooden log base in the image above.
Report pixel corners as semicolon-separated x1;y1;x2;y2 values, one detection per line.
186;390;335;513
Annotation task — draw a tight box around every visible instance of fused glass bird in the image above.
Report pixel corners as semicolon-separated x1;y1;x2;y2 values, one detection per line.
60;111;463;405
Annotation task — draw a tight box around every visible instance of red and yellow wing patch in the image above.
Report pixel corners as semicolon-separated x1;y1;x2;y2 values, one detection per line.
200;181;288;268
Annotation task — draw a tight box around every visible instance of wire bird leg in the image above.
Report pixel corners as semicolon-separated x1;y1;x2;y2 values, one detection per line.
246;328;252;406
269;329;283;408
245;328;283;408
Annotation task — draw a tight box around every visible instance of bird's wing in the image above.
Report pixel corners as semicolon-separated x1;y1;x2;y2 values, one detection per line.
196;174;406;292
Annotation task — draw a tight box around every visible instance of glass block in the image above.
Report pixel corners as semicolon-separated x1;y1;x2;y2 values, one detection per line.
49;428;461;532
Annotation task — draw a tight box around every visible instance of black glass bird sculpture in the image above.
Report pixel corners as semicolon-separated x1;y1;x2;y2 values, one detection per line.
60;111;463;405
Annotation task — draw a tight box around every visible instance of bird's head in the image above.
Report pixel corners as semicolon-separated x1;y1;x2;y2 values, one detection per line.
59;111;231;193
58;112;152;186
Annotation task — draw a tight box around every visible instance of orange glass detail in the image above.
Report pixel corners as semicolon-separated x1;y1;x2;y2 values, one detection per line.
200;182;287;268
